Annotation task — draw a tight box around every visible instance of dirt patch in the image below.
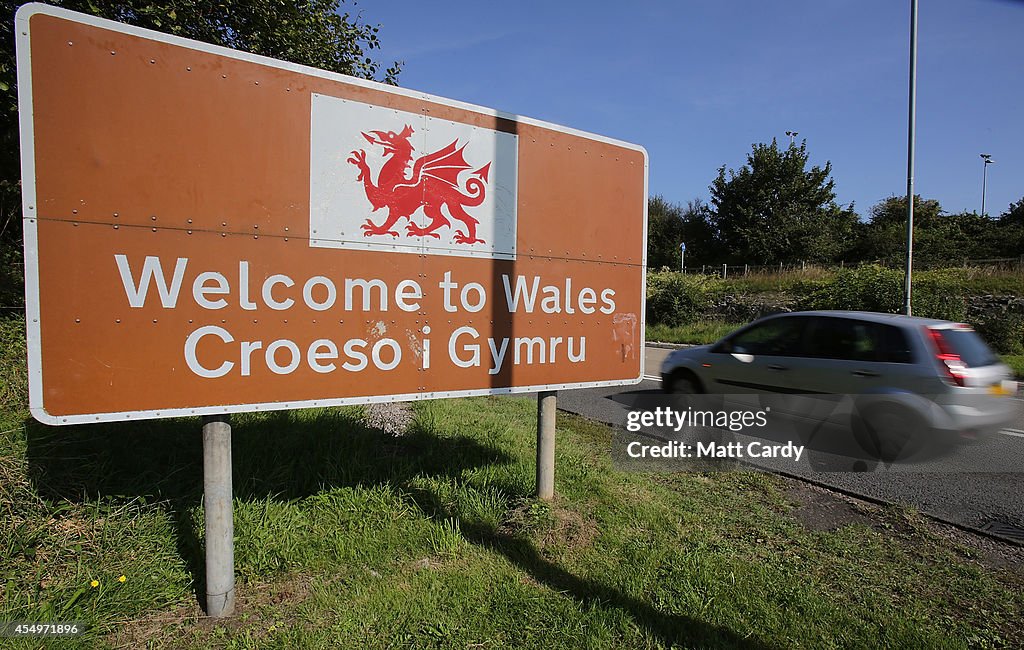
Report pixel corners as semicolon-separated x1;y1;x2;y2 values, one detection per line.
106;572;321;649
500;498;598;553
783;476;1024;578
784;480;877;532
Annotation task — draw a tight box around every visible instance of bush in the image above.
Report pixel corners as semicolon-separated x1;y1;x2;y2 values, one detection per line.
798;265;903;313
645;272;720;326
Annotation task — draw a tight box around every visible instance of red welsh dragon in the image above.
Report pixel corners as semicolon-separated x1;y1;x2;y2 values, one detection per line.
347;125;491;244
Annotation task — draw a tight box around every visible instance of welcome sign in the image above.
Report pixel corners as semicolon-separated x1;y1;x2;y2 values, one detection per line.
16;3;648;425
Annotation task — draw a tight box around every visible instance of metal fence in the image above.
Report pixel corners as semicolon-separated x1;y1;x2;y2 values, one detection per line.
677;256;1024;278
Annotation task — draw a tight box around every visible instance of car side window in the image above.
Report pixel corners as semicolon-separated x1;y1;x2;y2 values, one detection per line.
726;317;806;357
803;317;913;363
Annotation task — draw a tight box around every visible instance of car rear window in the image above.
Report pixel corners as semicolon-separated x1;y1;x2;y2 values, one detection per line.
931;327;999;368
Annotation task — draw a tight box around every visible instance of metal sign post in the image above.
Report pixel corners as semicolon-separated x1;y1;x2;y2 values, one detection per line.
202;416;235;617
536;391;557;500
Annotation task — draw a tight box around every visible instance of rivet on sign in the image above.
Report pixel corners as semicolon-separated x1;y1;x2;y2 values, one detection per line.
150;59;155;64
110;51;116;55
68;41;73;46
222;221;227;226
222;74;227;79
187;230;193;235
75;319;80;323
113;225;119;229
284;227;289;232
116;319;121;323
221;233;226;237
151;228;157;232
113;212;119;217
73;222;79;227
186;67;191;71
152;319;158;324
72;209;78;214
253;235;258;239
187;218;193;224
151;215;157;221
254;224;259;229
254;81;260;85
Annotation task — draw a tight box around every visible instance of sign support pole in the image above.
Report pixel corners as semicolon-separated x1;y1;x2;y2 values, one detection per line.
536;391;557;500
202;415;235;617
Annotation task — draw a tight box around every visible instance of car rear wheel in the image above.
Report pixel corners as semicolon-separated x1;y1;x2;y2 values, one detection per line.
853;403;925;462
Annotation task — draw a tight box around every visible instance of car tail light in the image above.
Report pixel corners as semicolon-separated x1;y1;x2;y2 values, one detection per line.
927;327;967;387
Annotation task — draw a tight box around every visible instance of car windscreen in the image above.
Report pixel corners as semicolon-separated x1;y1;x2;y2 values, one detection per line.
934;328;999;368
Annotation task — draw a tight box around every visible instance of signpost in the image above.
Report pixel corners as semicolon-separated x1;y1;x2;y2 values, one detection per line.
16;3;647;616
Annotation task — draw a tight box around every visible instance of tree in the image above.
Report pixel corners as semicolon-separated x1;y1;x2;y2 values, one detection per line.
0;0;401;250
708;139;853;264
646;197;717;270
646;196;685;270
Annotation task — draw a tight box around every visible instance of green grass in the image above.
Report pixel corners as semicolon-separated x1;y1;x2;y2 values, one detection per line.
646;321;744;346
1002;355;1024;379
2;394;1024;648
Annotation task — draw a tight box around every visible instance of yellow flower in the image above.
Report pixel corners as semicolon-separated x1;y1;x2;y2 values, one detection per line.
90;580;99;588
118;575;126;583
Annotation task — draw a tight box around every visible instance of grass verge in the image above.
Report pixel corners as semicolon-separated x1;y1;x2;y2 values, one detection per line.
2;393;1023;648
646;320;743;346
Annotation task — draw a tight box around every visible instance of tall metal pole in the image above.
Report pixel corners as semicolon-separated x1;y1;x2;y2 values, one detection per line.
980;154;994;217
981;162;987;217
203;415;235;617
903;0;918;316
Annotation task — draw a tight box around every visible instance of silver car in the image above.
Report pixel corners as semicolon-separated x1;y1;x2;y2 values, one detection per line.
660;311;1019;458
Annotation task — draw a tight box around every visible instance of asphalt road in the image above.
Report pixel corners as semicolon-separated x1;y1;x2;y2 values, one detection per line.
555;345;1024;539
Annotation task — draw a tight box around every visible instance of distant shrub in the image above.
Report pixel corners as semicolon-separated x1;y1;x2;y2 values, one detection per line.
798;265;903;313
645;272;720;326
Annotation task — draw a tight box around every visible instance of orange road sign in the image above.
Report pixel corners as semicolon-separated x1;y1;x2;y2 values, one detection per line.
16;4;648;425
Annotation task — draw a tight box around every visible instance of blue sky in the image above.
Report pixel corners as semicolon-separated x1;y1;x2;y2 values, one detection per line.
364;0;1022;219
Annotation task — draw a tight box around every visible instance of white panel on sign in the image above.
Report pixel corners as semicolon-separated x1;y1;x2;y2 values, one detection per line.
309;94;518;259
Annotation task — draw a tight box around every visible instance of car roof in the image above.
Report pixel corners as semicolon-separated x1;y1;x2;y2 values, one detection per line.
762;310;959;328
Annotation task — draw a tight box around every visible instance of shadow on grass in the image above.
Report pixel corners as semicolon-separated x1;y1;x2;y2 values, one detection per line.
406;482;779;650
22;408;511;609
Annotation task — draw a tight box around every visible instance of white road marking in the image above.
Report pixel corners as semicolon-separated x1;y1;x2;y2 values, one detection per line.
642;374;661;382
1001;429;1024;438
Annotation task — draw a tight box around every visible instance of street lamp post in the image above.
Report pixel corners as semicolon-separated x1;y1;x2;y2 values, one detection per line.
903;0;918;317
980;154;994;217
785;130;799;146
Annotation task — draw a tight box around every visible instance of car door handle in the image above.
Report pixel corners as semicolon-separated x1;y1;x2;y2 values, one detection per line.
851;369;879;377
768;364;788;371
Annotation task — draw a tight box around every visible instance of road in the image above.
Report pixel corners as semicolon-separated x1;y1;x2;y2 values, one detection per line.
555;345;1024;541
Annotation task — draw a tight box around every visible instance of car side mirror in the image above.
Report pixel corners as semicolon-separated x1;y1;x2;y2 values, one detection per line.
712;339;733;354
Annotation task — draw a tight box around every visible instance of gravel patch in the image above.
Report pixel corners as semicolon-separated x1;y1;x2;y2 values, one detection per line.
364;402;415;436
